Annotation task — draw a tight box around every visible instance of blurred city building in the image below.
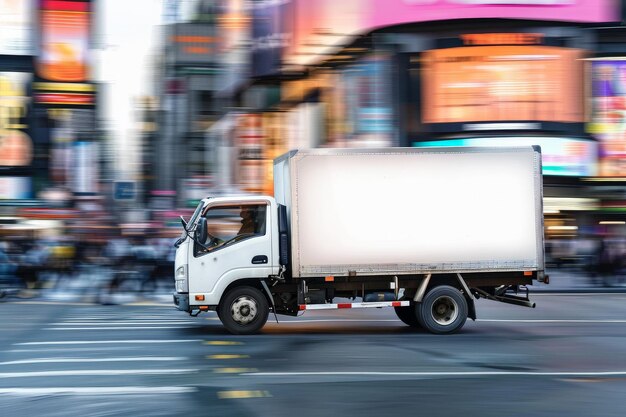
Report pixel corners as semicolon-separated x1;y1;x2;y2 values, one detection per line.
1;0;626;274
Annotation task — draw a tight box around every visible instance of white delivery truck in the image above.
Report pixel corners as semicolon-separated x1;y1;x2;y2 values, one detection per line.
173;147;546;335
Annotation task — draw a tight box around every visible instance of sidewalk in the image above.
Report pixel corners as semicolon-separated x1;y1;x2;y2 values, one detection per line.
531;268;626;293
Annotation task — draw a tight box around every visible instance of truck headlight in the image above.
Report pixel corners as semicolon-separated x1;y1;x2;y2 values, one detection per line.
175;265;188;293
176;265;187;280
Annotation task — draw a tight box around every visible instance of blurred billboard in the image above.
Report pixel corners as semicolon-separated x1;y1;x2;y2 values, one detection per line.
38;0;90;82
421;46;585;125
0;177;31;199
285;0;616;67
589;60;626;177
0;0;33;56
414;136;598;177
368;0;619;27
0;72;33;168
251;0;293;77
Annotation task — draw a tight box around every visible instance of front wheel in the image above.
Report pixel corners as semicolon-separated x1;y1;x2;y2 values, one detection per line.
416;285;468;334
218;286;269;335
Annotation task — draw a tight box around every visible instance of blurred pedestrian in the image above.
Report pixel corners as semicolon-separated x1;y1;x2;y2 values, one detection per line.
16;242;50;289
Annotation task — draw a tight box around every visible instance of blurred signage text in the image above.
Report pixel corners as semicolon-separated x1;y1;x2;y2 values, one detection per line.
461;33;543;46
171;23;218;64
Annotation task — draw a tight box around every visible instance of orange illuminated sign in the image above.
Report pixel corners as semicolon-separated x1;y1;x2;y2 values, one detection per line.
173;35;216;55
38;1;90;82
461;33;543;46
421;46;585;124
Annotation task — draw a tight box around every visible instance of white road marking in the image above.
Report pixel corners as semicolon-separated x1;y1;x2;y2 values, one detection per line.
477;319;626;323
6;348;147;353
244;371;626;377
0;386;197;396
15;339;201;346
52;321;195;325
0;369;197;378
269;319;399;323
530;293;626;296
0;357;185;365
45;326;197;330
269;318;626;324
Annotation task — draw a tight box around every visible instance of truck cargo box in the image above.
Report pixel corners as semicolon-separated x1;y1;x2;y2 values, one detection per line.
273;147;544;278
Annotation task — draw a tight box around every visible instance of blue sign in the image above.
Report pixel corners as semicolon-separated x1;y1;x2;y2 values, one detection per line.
114;181;135;200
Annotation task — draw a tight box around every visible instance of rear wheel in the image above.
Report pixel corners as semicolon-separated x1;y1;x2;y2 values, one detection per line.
416;285;468;334
218;286;269;335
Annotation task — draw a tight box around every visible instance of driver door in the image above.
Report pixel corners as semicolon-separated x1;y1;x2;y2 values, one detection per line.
187;201;273;296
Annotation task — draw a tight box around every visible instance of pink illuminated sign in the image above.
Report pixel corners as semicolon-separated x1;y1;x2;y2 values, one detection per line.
368;0;618;27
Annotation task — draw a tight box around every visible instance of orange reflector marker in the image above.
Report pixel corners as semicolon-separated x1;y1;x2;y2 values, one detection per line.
325;276;334;282
199;306;209;311
523;271;533;276
195;295;205;301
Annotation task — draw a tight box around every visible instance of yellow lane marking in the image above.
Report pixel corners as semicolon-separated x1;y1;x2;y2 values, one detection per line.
213;368;258;374
207;354;249;360
204;341;243;346
217;390;271;399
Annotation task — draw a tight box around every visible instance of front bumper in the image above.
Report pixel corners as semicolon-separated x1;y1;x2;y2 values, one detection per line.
173;293;189;312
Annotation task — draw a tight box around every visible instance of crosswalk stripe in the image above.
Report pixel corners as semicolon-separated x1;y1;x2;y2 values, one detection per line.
0;357;185;365
0;369;197;378
0;386;197;396
15;340;202;346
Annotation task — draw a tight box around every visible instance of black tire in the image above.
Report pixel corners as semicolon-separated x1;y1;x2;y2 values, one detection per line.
394;304;421;328
416;285;468;334
218;286;269;335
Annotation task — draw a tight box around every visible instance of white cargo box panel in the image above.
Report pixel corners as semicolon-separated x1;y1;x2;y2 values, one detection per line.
274;147;544;278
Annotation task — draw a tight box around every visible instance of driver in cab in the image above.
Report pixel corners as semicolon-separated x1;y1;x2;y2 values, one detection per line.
196;206;259;254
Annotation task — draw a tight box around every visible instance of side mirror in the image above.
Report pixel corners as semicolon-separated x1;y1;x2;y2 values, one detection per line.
196;217;208;244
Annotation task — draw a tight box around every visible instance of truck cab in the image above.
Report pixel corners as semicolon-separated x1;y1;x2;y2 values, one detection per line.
173;196;280;329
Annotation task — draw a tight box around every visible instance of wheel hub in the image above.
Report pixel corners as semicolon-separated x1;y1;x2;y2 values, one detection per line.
231;296;258;324
431;295;459;326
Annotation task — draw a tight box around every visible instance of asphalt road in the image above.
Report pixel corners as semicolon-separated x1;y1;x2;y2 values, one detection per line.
1;294;626;417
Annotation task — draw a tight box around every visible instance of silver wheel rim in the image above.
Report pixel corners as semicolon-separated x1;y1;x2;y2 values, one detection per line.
230;296;258;325
431;295;458;326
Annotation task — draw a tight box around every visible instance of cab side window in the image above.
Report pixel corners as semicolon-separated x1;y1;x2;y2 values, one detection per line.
194;204;267;256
